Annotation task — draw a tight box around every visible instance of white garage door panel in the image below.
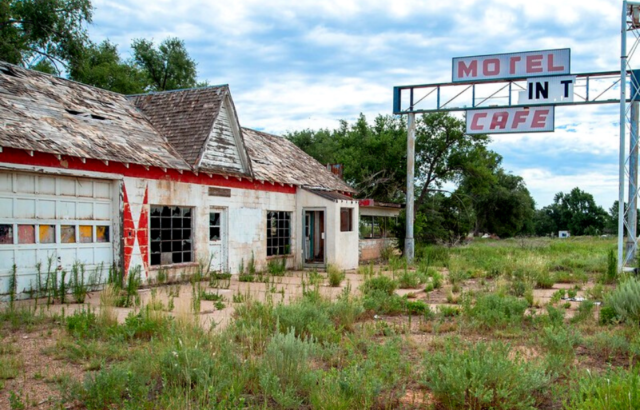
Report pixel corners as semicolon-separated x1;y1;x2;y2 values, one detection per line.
0;250;13;269
77;203;93;219
16;174;35;194
37;200;56;219
58;202;76;219
0;171;115;297
16;199;36;219
15;249;37;268
0;198;11;218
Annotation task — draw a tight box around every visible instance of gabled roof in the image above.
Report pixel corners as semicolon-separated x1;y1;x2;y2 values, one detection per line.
0;62;189;170
243;127;354;193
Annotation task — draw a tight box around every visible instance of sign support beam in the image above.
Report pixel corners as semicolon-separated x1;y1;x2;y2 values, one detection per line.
405;112;415;264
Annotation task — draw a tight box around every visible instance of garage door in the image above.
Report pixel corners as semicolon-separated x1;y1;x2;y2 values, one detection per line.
0;171;115;297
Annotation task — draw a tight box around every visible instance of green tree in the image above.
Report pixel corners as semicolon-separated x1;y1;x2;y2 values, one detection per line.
537;188;609;236
0;0;93;70
131;37;198;91
69;40;147;94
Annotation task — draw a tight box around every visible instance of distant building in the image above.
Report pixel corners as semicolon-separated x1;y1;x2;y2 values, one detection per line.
559;230;570;238
358;199;402;261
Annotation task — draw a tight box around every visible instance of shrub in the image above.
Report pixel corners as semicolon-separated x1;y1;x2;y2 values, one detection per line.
362;290;405;315
422;340;551;410
259;328;317;408
565;367;640;409
398;270;421;289
535;270;555;289
267;257;287;276
327;265;344;287
602;249;617;284
605;277;640;324
70;364;150;410
361;276;398;296
66;308;100;339
464;293;528;330
274;297;335;342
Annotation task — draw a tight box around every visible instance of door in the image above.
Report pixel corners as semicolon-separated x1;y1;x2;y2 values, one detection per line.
208;208;227;272
303;209;325;264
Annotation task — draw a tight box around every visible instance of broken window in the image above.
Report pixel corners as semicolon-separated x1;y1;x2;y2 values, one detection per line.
209;212;221;241
359;216;398;239
61;225;76;243
79;225;93;243
39;225;55;244
267;211;291;256
150;206;193;266
96;226;110;243
340;208;353;232
0;224;13;244
18;225;35;244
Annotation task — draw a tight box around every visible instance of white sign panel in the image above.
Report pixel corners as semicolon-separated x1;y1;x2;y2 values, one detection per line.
453;49;570;82
466;107;555;134
518;75;576;105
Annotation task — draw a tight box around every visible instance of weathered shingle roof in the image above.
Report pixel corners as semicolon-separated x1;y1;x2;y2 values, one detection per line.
128;87;223;167
0;62;189;170
243;127;354;193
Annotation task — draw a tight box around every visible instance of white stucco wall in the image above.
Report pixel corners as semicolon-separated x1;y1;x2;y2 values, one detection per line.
123;176;297;281
295;189;359;271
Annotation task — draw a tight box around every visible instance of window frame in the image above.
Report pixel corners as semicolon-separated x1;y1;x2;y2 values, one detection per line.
149;205;194;266
266;211;292;257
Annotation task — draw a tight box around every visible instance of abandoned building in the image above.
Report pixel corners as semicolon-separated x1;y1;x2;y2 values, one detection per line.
0;62;365;295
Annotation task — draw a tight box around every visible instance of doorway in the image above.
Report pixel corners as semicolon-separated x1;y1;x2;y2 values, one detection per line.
304;209;325;265
208;208;228;272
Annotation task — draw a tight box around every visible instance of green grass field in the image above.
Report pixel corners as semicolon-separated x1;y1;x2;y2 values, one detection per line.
2;237;640;409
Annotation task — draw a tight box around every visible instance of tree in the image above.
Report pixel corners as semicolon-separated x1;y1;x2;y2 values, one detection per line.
131;37;198;91
414;112;490;209
0;0;93;71
69;40;147;94
535;188;609;236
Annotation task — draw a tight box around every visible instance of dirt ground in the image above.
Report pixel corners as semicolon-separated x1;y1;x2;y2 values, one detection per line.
0;265;602;409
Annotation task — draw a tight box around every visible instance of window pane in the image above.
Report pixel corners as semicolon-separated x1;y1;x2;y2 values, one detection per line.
79;225;93;243
210;227;220;241
150;206;193;266
266;211;291;255
210;212;220;227
39;225;55;244
0;224;14;244
61;225;76;243
18;225;35;244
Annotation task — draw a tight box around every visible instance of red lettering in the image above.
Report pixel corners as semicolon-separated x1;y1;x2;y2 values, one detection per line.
470;113;487;131
483;58;500;76
458;60;478;79
531;109;550;128
526;55;543;73
509;56;521;74
547;54;565;72
511;110;529;128
490;112;509;130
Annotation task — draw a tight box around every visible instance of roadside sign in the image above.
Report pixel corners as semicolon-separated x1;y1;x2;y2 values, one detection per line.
466;106;555;134
452;49;571;82
519;75;576;105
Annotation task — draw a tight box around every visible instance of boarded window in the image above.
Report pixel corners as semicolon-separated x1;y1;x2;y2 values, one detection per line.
79;225;93;243
61;225;76;243
209;212;221;241
96;226;110;243
18;225;35;244
0;224;13;244
267;211;291;256
340;208;353;232
150;206;193;266
39;225;55;244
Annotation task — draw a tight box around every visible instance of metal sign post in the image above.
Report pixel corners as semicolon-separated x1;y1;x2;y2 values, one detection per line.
405;112;415;263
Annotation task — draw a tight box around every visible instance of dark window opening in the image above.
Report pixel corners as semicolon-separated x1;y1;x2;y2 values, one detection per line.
267;211;291;256
359;216;398;239
340;208;353;232
150;206;193;266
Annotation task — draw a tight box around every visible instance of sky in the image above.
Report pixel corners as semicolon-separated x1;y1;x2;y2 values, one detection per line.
88;0;628;209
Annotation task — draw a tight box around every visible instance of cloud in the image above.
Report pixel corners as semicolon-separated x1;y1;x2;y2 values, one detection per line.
87;0;630;209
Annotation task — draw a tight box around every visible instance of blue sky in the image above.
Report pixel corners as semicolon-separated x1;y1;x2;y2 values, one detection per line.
88;0;625;209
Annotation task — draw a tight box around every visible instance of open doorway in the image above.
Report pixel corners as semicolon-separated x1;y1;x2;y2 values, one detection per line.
304;209;325;265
